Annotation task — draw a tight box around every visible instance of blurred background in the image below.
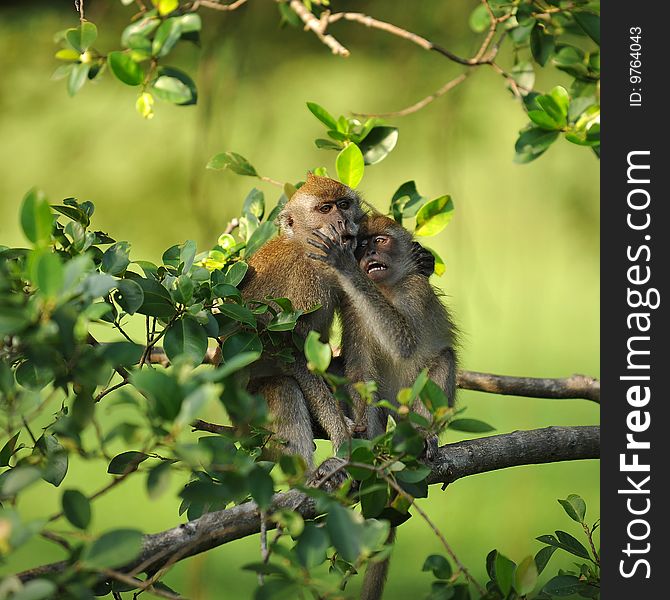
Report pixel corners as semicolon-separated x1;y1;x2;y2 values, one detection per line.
0;1;599;597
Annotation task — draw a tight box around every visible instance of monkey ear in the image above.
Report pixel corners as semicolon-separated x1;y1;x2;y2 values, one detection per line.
276;209;295;236
411;242;436;277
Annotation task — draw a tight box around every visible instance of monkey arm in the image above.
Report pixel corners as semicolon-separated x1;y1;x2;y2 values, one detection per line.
307;230;419;360
338;272;419;360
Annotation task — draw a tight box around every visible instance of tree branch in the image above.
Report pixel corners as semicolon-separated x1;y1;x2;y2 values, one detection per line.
142;344;601;403
16;425;599;582
456;371;600;403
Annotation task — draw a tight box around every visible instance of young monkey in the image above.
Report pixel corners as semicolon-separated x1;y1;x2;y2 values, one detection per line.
308;214;458;457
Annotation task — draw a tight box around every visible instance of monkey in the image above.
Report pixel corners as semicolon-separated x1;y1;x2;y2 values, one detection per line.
308;213;457;600
238;173;365;472
308;213;457;445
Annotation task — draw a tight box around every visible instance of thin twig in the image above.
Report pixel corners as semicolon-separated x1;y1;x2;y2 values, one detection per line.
353;73;469;119
196;0;249;11
382;473;486;595
284;0;350;56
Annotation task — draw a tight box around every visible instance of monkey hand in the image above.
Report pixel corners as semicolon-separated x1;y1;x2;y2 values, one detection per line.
411;241;436;277
306;224;358;273
306;457;355;492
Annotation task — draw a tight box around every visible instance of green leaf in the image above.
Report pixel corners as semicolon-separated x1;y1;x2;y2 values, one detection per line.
391;180;425;222
326;502;364;562
549;86;570;118
336;144;365;189
146;461;172;499
30;250;63;298
360;477;388;518
536;95;567;128
107;51;144;86
83;528;143;569
530;24;554;66
206;152;258;177
66;22;97;52
8;580;57;600
295;522;329;569
102;241;131;275
358;126;399;166
79;21;98;51
1;467;42;496
448;418;495;433
514;127;559;163
315;138;342;150
248;466;274;510
528;110;561;130
224;261;249;286
414;195;454;237
156;66;198;106
62;489;91;529
164;316;208;364
222;332;262;361
171;274;194;304
114;279;144;314
574;12;600;45
131;277;176;318
554;530;591;559
99;342;144;367
558;494;587;523
0;432;20;467
304;330;331;373
534;545;557;575
36;434;68;487
494;552;516;595
20;188;52;245
132;369;183;420
217;303;256;328
422;554;453;580
469;4;491;33
67;62;90;96
514;555;538;595
242;188;265;220
152;75;194;104
511;60;535;95
108;451;149;475
542;574;582;596
307;102;338;129
244;221;277;258
152;18;182;57
121;15;160;48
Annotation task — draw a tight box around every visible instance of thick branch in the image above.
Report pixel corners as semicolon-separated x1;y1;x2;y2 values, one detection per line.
16;425;599;582
457;371;600;403
142;345;600;403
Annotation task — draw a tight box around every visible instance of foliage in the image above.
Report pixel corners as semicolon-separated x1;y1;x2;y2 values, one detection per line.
0;116;474;596
51;0;599;161
423;494;600;600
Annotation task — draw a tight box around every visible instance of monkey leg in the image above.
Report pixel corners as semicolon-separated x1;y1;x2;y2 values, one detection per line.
291;361;353;452
254;376;316;468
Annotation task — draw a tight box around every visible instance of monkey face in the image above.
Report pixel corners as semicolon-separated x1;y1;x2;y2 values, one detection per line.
277;174;364;241
356;234;397;283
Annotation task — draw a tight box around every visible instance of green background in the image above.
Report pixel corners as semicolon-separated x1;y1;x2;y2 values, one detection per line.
0;1;599;597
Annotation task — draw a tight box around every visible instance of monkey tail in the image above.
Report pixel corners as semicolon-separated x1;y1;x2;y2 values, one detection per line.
360;527;396;600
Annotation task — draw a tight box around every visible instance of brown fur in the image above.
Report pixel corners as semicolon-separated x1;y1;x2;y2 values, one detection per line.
239;174;365;467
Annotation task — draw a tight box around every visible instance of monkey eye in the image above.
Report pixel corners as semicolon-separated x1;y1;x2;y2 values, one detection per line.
375;236;388;244
359;239;369;247
318;204;333;214
337;199;351;210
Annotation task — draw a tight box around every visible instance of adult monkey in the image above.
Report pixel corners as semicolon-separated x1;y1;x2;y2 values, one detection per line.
308;213;458;600
239;173;364;469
